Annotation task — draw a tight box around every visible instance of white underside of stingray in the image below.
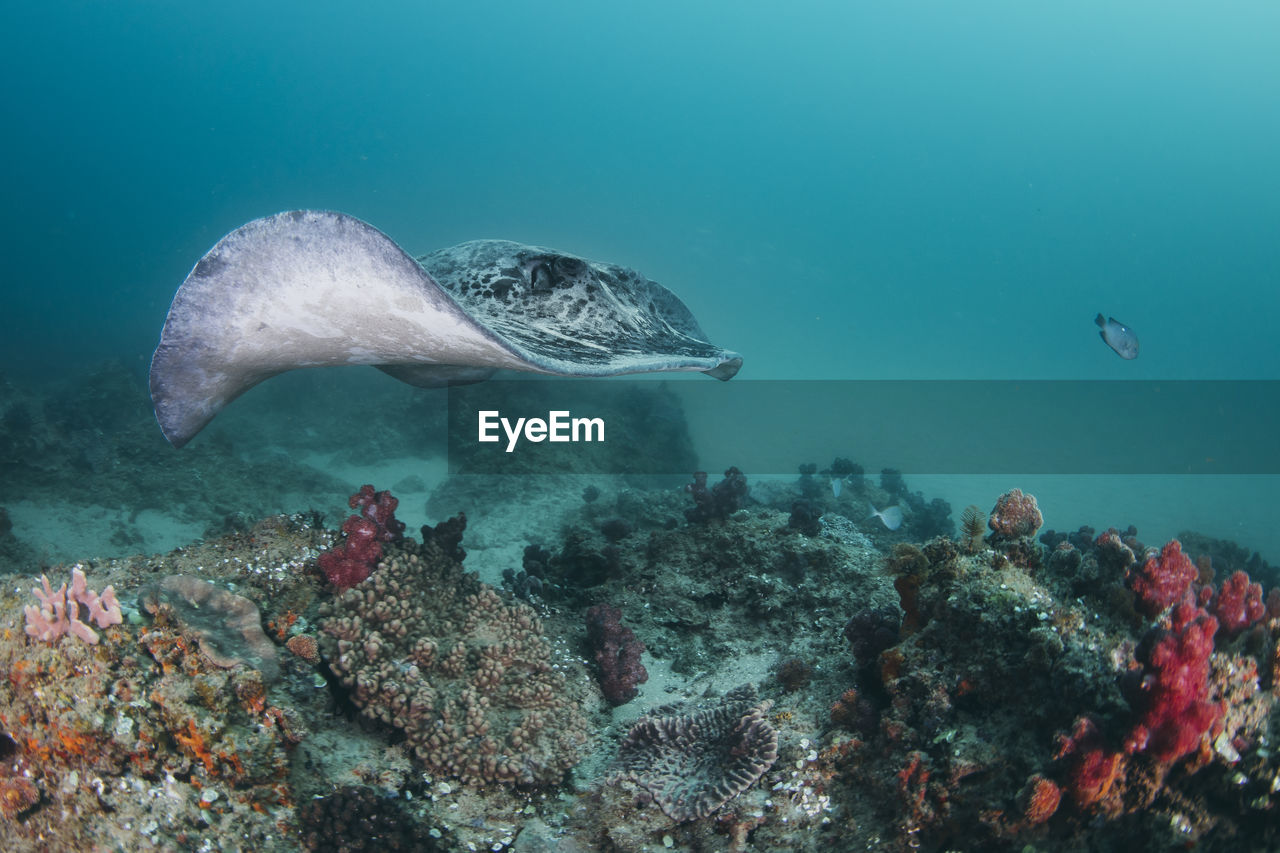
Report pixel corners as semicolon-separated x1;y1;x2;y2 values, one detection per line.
149;210;742;447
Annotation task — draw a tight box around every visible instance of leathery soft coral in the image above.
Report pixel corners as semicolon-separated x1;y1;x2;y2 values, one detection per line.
23;565;122;644
1123;599;1223;763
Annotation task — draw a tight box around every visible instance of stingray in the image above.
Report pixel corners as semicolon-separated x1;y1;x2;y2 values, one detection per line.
149;210;742;447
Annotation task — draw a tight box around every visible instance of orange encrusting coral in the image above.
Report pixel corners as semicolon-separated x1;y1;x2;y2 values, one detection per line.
174;719;219;775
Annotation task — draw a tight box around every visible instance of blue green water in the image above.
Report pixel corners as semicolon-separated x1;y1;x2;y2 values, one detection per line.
5;1;1277;380
2;2;1278;554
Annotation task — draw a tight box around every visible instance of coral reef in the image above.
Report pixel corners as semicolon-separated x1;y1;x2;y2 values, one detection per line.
609;687;779;822
500;565;545;601
318;541;593;785
23;565;122;644
880;468;906;498
516;534;621;599
1176;529;1277;589
827;457;864;482
5;437;1280;853
584;603;648;706
1;571;303;848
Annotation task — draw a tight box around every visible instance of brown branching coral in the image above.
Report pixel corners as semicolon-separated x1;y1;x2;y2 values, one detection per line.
609;686;779;822
318;542;592;786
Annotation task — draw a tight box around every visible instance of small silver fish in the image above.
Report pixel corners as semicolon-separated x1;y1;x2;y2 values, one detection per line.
831;477;843;498
1095;313;1139;359
867;502;903;531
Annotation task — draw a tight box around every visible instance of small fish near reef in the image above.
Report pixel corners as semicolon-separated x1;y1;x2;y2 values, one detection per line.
867;503;903;531
1095;313;1139;359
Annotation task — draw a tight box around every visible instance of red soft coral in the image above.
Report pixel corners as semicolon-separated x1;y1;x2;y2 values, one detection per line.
318;486;405;590
1123;601;1223;763
350;484;406;541
1126;540;1197;618
585;603;648;706
318;517;382;589
1208;570;1266;638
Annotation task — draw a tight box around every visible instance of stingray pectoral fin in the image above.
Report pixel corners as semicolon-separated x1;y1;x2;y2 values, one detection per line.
149;210;527;447
375;364;498;388
702;357;742;381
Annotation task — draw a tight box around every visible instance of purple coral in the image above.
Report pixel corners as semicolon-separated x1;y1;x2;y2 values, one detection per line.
23;566;122;644
421;511;467;563
684;467;749;523
610;687;779;821
585;603;648;706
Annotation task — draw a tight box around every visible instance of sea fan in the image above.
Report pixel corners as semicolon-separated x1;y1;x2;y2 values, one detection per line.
960;505;984;554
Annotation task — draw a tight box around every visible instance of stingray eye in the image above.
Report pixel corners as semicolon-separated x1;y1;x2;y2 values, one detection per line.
553;256;586;277
529;261;554;293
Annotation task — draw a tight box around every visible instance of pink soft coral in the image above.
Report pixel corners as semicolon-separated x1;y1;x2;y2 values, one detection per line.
24;566;123;644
